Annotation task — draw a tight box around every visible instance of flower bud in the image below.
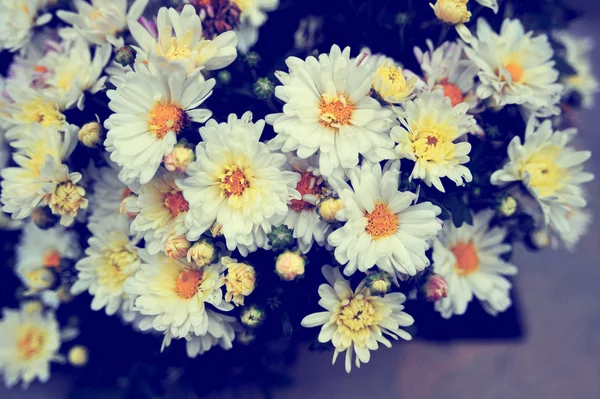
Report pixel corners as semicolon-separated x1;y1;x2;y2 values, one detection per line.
372;63;415;103
430;0;471;25
531;229;549;249
114;46;135;67
48;182;88;226
187;240;217;267
78;121;102;147
163;144;195;173
266;224;294;251
119;194;138;218
165;235;191;259
499;196;518;217
218;70;231;85
275;251;306;281
68;346;89;367
424;274;448;302
224;258;256;306
210;222;223;238
31;206;59;230
318;198;343;222
244;52;261;68
365;271;392;295
240;304;265;328
253;77;274;100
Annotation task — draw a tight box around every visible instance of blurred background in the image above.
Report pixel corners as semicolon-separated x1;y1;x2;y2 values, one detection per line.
2;0;600;398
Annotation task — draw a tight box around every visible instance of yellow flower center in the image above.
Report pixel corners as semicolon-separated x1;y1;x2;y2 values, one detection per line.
519;145;566;197
440;82;464;106
220;165;252;197
148;102;189;139
17;326;47;360
433;0;471;25
175;269;203;299
163;190;189;217
17;98;65;128
452;241;480;276
504;62;525;83
373;63;413;102
43;250;61;269
336;293;381;346
318;93;355;130
98;245;138;291
365;202;398;239
410;120;458;163
49;182;88;217
163;36;193;61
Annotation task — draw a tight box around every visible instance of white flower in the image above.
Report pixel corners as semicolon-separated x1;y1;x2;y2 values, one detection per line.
125;248;232;338
71;216;141;321
57;0;149;46
490;119;593;234
383;89;475;192
0;306;68;388
129;171;189;255
554;31;600;109
301;265;413;373
180;112;300;255
129;4;238;75
87;161;136;223
266;45;397;176
104;63;214;185
464;18;563;118
282;155;334;253
433;210;518;318
0;0;52;53
550;208;591;252
327;161;442;278
233;0;279;53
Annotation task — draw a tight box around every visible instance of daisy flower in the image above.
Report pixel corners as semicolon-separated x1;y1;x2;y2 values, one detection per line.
128;4;238;75
432;210;518;318
71;216;141;321
57;0;149;46
266;45;397;176
327;161;442;278
180;112;300;255
383;89;475;192
301;265;414;373
463;18;563;118
554;31;600;109
0;0;52;53
125;248;232;338
490;119;593;234
128;171;189;255
233;0;279;53
104;63;214;185
0;306;72;388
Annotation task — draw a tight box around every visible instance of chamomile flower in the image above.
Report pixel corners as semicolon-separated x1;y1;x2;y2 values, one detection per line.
301;265;414;373
233;0;279;53
0;0;52;53
71;216;141;321
180;112;300;255
432;210;518;318
327;161;442;278
384;89;475;192
0;306;68;388
266;45;397;176
104;63;214;185
128;171;189;255
128;4;238;75
57;0;149;46
554;31;600;109
125;249;232;338
490;119;593;234
464;18;563;118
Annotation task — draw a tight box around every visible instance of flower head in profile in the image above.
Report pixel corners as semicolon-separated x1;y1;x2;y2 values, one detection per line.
0;0;52;53
301;266;414;373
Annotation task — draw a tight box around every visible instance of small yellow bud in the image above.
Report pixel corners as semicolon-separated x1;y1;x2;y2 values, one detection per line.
164;235;191;259
78;121;103;147
499;196;518;217
68;346;89;367
531;229;549;249
224;258;256;306
430;0;471;25
319;198;344;222
372;63;415;103
275;251;306;281
187;240;217;267
240;304;265;328
163;145;195;173
48;182;88;226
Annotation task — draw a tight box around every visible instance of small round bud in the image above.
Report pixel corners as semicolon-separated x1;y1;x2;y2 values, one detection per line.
499;196;518;217
253;77;274;100
119;195;138;218
218;70;232;85
531;229;549;249
78;121;102;147
114;46;135;67
165;235;191;259
68;346;89;367
365;272;392;295
423;274;448;302
318;198;343;222
266;224;295;251
224;258;256;306
372;63;414;103
31;206;59;230
431;0;471;25
163;144;195;173
395;12;411;25
187;240;217;267
240;304;265;328
22;300;44;314
243;52;261;68
275;251;306;281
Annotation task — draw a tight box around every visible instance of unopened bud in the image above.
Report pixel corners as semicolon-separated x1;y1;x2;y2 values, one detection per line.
163;144;195;173
187;239;217;267
119;195;138;218
78;121;102;147
253;77;274;100
165;235;191;259
531;229;549;249
218;70;231;85
240;304;265;328
424;274;448;302
210;222;223;238
244;52;261;68
266;224;294;251
365;271;392;295
68;346;88;367
275;251;306;281
431;0;471;25
114;46;135;67
499;196;518;217
224;259;256;306
318;198;343;222
31;206;59;230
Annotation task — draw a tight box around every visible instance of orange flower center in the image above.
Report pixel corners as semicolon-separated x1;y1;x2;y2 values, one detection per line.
503;63;524;83
175;269;203;299
148;103;189;139
451;241;480;276
291;171;323;212
365;202;398;239
440;83;464;106
164;190;189;217
220;166;250;197
318;93;355;130
17;327;46;360
34;65;48;73
43;250;61;270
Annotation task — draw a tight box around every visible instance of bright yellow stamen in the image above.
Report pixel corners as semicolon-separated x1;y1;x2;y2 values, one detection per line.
163;36;193;61
148;102;189;139
318;93;355;130
519;145;566;197
410;120;457;163
365;202;398;239
163;190;189;217
335;292;382;346
219;165;252;197
17;326;47;360
17;98;65;128
452;241;480;276
43;250;61;269
98;245;138;291
175;269;203;299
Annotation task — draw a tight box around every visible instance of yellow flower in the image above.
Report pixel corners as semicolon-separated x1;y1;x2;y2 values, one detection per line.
223;257;256;306
48;181;88;226
372;63;416;103
318;198;343;222
187;240;217;267
430;0;471;25
78;121;102;147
